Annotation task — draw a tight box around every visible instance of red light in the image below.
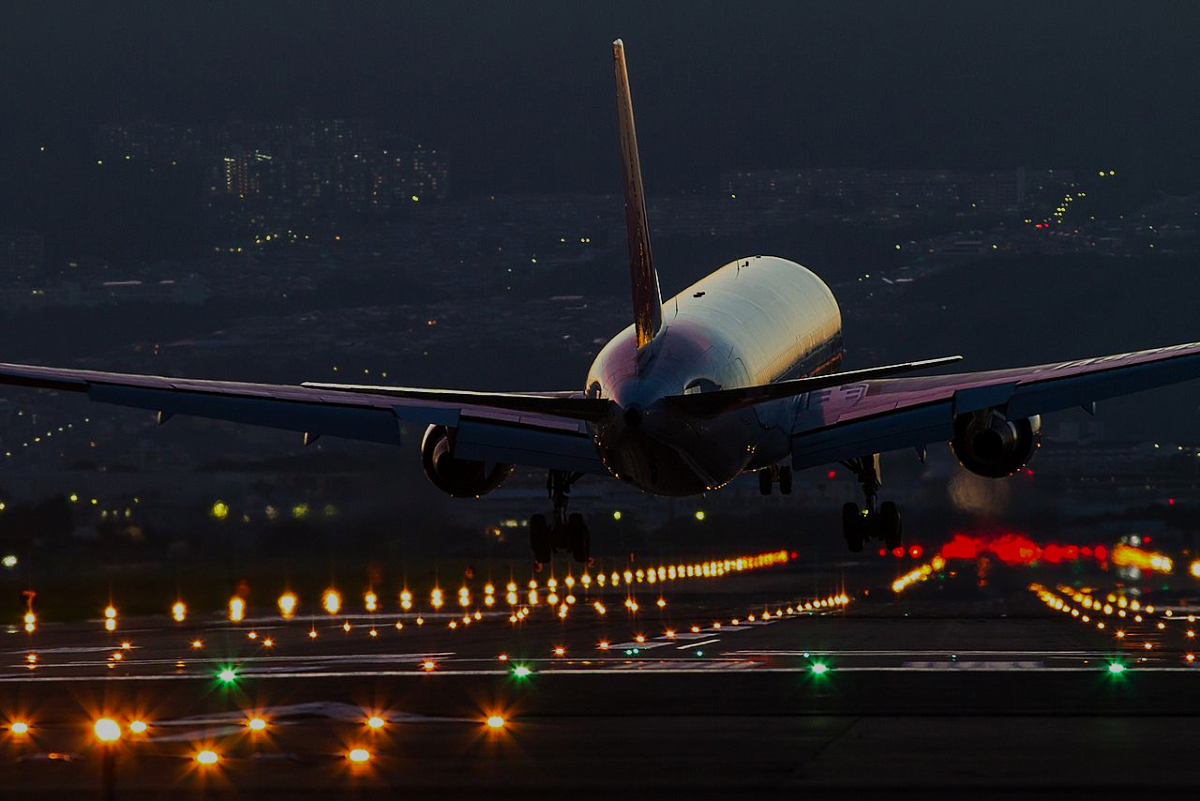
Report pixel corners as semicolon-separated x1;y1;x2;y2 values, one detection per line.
878;548;887;557
908;545;923;559
1081;546;1093;557
941;534;978;560
1025;469;1034;476
826;470;836;479
1094;545;1108;561
891;547;904;558
1143;536;1152;544
1168;499;1175;506
790;551;798;560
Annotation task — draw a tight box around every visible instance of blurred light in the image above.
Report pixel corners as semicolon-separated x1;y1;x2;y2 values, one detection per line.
694;510;706;521
367;716;385;730
1108;662;1126;675
229;597;245;623
247;717;267;732
486;715;506;729
128;720;148;734
171;602;187;622
323;589;341;615
364;591;378;613
93;718;121;742
513;665;532;678
10;721;29;735
348;748;371;763
196;750;219;765
811;662;829;675
218;668;237;683
278;592;298;618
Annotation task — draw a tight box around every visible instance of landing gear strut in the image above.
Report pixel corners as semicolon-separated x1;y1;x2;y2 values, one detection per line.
839;454;901;553
529;470;589;566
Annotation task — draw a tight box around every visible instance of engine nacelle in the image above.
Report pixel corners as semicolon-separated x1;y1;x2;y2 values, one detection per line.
421;425;514;498
949;410;1041;478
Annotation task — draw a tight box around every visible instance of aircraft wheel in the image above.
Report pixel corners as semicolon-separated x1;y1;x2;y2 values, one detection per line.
568;513;590;564
778;466;793;495
842;502;864;553
530;514;552;564
880;501;902;550
758;470;773;496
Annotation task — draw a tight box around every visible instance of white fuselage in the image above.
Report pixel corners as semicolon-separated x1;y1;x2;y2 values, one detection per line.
585;255;842;495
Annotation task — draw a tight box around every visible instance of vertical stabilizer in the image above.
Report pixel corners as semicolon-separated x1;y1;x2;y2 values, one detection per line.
612;39;663;349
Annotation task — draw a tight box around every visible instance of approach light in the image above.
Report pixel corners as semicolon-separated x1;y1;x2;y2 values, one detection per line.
278;592;298;617
93;718;121;743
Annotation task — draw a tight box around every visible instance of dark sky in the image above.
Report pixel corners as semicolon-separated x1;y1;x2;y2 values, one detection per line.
3;1;1199;194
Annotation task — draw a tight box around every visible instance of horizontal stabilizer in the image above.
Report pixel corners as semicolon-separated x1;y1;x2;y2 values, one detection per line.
665;355;964;418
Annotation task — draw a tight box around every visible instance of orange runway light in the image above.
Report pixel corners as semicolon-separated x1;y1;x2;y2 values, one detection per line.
246;716;267;732
348;748;371;763
485;715;506;729
195;750;219;765
9;721;29;736
93;718;121;743
422;660;436;671
366;716;386;730
128;720;148;735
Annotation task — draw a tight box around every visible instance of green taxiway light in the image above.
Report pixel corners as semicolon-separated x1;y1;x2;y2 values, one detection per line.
1108;662;1126;675
217;667;238;683
811;662;829;675
512;665;532;679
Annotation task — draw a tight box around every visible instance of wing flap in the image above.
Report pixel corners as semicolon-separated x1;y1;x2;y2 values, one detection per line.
453;418;606;475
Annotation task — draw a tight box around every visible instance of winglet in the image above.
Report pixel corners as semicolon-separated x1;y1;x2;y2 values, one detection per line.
613;39;663;349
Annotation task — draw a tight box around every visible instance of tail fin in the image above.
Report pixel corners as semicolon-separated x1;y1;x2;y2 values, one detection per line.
612;39;663;349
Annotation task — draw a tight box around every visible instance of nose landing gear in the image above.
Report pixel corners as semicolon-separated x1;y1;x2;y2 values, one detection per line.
840;454;901;553
529;470;590;567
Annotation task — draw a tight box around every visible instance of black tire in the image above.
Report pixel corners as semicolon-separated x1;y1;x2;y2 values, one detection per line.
880;501;902;550
758;470;773;496
778;466;793;495
529;514;552;564
568;513;590;564
842;502;864;552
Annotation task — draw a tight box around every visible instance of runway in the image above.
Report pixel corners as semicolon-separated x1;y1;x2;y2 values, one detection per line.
3;545;1200;798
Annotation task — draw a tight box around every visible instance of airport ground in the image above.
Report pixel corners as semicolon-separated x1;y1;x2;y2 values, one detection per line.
0;543;1198;799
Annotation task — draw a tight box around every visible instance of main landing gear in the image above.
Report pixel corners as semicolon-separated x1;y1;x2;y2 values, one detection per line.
840;454;902;553
758;464;793;496
529;469;590;567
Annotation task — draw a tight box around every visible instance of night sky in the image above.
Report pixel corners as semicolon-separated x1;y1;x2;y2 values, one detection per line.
3;1;1199;194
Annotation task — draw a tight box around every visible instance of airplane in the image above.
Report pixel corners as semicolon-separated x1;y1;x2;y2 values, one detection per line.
3;39;1200;566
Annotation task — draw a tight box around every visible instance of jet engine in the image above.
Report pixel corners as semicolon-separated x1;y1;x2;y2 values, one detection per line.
949;410;1041;478
420;425;514;498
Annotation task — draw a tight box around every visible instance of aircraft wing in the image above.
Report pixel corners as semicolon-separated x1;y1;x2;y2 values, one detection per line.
790;341;1200;469
0;362;608;475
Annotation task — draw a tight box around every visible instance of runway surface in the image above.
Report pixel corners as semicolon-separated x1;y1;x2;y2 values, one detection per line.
2;545;1199;798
